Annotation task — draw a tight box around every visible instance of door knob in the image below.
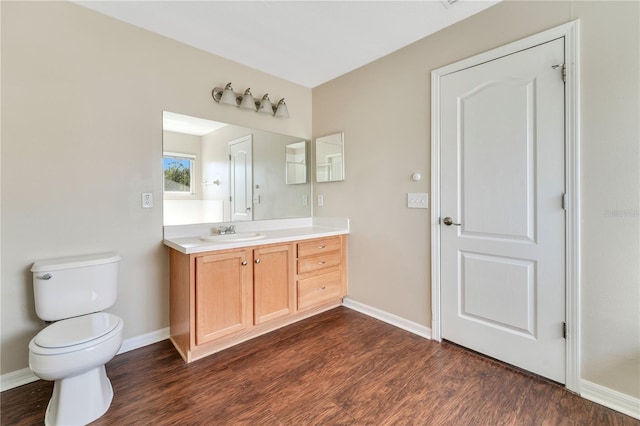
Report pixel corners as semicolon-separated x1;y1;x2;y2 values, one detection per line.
443;217;462;226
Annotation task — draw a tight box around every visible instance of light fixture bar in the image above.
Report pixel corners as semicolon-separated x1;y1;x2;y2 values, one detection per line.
211;82;289;118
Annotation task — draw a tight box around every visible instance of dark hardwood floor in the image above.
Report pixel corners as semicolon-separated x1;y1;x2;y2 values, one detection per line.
2;307;638;425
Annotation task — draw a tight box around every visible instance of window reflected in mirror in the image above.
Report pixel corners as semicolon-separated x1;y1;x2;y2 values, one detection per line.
163;152;194;193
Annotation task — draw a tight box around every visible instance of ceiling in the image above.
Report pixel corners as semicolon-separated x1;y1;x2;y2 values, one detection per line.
75;1;499;88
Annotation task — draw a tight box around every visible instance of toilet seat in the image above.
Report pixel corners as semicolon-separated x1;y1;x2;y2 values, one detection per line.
30;313;123;355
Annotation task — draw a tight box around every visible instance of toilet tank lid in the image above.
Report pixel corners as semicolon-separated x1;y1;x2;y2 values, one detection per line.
31;252;121;273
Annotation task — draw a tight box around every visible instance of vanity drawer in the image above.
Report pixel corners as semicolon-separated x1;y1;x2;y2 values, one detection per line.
297;270;343;310
297;252;342;275
297;236;341;258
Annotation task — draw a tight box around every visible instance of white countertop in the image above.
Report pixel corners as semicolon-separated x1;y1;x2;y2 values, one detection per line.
163;217;349;254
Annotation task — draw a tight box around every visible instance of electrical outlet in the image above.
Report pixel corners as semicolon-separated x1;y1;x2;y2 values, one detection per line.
317;195;324;207
302;194;308;206
408;193;428;209
142;193;153;208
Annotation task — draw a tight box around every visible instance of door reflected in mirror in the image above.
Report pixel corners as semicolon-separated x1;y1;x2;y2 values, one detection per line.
163;111;311;226
315;132;344;183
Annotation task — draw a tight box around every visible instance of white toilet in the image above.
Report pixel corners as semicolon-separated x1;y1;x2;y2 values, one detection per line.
28;252;124;426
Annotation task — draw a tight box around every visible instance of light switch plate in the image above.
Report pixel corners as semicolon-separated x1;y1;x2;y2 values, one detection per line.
408;193;428;209
142;193;153;208
317;195;324;207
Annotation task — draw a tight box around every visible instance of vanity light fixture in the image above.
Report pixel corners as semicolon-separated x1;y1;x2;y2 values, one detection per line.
274;98;289;118
239;89;257;111
218;83;238;106
257;94;273;115
211;82;289;118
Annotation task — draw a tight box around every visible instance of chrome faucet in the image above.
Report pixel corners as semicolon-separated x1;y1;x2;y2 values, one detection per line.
218;224;236;235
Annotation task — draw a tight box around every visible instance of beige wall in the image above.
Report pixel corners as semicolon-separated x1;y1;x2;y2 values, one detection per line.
313;1;639;399
0;1;311;374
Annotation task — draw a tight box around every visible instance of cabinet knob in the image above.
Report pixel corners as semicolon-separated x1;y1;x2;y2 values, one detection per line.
241;261;248;266
255;259;261;264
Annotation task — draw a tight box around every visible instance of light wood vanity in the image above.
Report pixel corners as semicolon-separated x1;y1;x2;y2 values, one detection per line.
167;233;347;363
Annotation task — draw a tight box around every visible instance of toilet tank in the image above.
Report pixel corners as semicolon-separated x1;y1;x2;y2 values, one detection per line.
31;252;121;321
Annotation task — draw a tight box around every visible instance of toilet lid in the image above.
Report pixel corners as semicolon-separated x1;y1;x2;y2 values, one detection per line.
34;312;120;348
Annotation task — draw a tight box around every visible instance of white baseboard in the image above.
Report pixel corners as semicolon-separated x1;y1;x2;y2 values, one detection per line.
342;297;432;339
581;379;640;420
0;327;170;392
0;368;38;392
117;327;170;355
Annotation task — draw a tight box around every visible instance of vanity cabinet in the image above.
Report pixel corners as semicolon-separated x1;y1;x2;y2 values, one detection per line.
169;235;346;363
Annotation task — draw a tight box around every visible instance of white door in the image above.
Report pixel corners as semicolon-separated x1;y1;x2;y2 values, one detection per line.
229;135;253;222
440;38;566;383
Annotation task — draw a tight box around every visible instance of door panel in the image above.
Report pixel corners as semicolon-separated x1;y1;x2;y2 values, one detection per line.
440;38;566;383
460;80;536;241
460;251;536;337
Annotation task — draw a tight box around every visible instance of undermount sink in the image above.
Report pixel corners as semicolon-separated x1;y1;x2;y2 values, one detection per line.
199;232;266;243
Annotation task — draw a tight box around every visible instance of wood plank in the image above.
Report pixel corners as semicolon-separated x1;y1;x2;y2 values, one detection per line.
2;307;637;426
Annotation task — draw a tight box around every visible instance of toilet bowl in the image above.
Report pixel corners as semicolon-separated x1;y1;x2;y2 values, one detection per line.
29;312;124;426
29;313;124;425
29;252;123;425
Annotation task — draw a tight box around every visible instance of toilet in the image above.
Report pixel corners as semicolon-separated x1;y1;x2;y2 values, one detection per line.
28;252;124;426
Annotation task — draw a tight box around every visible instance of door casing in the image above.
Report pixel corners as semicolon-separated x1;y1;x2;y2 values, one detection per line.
430;21;581;392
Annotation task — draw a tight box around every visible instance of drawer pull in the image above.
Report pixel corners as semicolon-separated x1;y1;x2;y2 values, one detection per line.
255;259;261;264
317;286;326;292
317;261;326;265
241;261;248;266
318;245;326;249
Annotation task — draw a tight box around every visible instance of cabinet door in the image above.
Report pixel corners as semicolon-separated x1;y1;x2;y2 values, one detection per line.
195;250;252;345
254;244;295;324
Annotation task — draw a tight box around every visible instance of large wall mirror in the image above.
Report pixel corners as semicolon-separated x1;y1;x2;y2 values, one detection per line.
315;132;344;182
163;111;311;226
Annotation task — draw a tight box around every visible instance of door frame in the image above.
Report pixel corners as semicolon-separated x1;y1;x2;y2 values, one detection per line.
430;21;581;392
